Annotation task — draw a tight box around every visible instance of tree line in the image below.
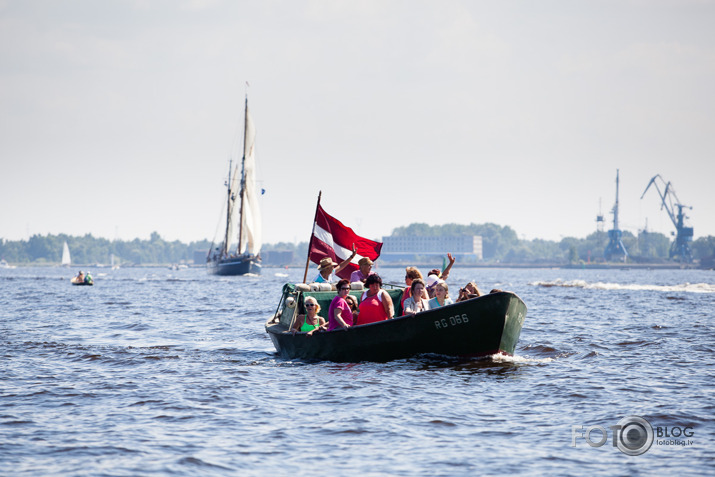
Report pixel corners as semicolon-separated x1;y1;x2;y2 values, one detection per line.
0;232;211;266
2;224;714;266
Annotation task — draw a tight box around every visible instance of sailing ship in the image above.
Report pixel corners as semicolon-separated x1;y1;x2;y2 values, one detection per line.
61;242;71;267
207;96;262;276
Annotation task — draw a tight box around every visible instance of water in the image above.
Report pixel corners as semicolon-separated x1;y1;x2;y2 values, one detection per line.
1;266;713;476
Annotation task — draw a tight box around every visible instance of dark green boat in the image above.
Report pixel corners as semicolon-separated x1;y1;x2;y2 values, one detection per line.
265;283;527;362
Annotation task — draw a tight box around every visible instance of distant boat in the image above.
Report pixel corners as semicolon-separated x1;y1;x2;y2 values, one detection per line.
111;254;120;270
206;95;262;276
61;242;71;267
71;271;93;286
0;259;16;269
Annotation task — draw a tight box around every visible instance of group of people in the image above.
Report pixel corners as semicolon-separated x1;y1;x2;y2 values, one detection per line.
313;245;376;284
74;270;92;284
292;252;489;335
291;274;391;334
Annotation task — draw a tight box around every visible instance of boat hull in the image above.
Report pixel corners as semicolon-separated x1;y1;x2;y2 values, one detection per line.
265;289;526;362
207;255;261;276
71;278;93;286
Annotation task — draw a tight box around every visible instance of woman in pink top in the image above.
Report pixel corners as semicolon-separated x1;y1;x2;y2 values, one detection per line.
356;274;394;326
327;279;353;331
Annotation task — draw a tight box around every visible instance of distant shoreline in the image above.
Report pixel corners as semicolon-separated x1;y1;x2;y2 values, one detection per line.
6;262;707;270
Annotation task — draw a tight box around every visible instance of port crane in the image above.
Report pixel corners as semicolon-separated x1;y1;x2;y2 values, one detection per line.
604;170;628;262
640;175;693;263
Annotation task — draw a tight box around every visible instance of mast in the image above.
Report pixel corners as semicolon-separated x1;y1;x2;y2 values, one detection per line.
237;95;248;255
302;191;322;283
223;159;233;257
613;169;620;230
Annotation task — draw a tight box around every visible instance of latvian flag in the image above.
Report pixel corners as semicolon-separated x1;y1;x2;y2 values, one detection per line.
310;204;383;280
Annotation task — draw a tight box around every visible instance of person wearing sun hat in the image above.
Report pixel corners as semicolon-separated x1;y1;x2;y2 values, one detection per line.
313;245;357;283
349;256;375;283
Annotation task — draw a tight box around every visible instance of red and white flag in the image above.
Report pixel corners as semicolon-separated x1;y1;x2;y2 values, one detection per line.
309;204;382;280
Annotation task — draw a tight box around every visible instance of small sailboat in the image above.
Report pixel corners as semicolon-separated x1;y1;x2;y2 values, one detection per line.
61;242;71;267
207;95;262;276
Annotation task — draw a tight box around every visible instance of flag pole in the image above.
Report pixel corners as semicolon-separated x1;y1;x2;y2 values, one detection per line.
302;191;322;283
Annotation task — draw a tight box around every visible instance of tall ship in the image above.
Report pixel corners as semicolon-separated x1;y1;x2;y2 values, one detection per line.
207;95;262;276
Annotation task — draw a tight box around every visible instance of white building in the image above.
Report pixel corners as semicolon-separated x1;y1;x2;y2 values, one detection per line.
379;235;483;262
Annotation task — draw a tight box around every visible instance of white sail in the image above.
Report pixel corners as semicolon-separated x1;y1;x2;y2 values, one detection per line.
239;105;262;255
61;242;71;266
224;160;242;255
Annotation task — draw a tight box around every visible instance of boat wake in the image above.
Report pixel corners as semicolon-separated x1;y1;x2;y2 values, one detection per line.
529;279;715;294
491;353;554;364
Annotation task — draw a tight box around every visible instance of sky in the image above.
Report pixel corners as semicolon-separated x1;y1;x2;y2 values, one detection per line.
1;0;714;247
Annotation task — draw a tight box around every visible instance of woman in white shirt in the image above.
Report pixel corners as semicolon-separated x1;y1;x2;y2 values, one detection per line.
402;279;430;315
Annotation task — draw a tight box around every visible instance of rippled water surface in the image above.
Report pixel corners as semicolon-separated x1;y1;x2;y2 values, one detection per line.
1;266;713;476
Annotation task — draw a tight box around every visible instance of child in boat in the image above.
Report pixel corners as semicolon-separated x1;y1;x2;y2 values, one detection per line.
428;280;454;309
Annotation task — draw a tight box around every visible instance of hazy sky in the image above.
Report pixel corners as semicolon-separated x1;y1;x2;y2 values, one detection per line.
2;0;714;246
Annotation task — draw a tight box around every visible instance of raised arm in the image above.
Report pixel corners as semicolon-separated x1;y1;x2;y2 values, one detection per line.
335;244;358;274
441;253;456;280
